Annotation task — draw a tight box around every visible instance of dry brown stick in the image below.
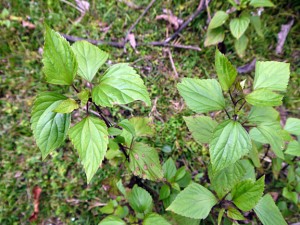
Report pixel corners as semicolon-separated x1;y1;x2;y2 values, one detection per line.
124;0;157;51
166;48;178;79
144;41;201;51
164;0;209;43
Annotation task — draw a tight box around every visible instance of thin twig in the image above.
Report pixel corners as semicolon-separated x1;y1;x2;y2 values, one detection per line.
166;48;178;78
124;0;157;51
92;102;112;127
238;100;246;111
60;0;82;12
224;109;231;119
145;41;201;51
72;84;79;93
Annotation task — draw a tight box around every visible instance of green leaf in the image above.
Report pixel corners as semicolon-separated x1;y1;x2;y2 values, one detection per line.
249;141;261;168
42;25;77;85
128;185;153;214
175;167;186;181
231;176;265;211
172;214;200;225
285;140;300;157
255;122;284;159
248;106;279;124
245;89;283;106
163;158;177;181
254;194;287;225
218;208;225;225
204;27;225;46
209;161;246;199
240;159;256;180
119;119;136;137
129;142;163;181
72;41;108;82
183;115;218;144
128;117;154;137
177;78;225;113
249;0;274;7
250;16;263;37
253;61;290;91
143;213;171;225
210;120;252;172
227;207;246;220
215;48;237;91
282;187;298;204
284;118;300;135
92;63;151;107
31;92;71;159
98;215;126;225
68;116;108;183
159;184;171;200
53;98;79;113
229;13;250;39
234;34;249;58
77;89;89;106
208;11;229;30
167;183;218;219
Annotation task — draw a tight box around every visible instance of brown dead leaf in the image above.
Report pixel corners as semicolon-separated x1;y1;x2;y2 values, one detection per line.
74;0;90;23
128;33;137;50
237;58;256;74
22;20;35;29
156;9;183;30
276;19;294;55
29;186;42;222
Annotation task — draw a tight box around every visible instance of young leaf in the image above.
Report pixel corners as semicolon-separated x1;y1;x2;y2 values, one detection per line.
229;13;250;39
284;118;300;135
159;184;171;200
163;158;177;181
215;49;237;91
129;142;163;181
31;92;71;159
167;183;218;219
282;187;298;204
72;41;108;82
183;115;218;144
177;78;225;113
42;25;78;85
53;98;79;113
143;213;171;225
249;0;274;7
77;89;89;106
98;215;126;225
234;34;249;58
210;120;252;172
119;119;136;137
204;27;225;46
231;176;265;211
128;185;153;214
227;207;246;221
92;63;151;107
68;116;108;183
209;161;246;199
253;61;290;91
254;194;287;225
245;89;283;106
248;106;279;124
285;141;300;157
250;16;264;37
208;11;229;30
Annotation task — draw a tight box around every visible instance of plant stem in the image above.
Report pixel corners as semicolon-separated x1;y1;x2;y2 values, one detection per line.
224;108;231;119
72;84;79;93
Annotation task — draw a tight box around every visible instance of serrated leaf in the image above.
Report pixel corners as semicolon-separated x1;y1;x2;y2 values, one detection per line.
128;185;153;214
163;158;177;182
249;141;261;168
204;27;225;46
209;161;246;199
42;25;77;85
98;215;126;225
250;16;263;37
210;120;252;172
177;78;225;113
208;11;229;30
167;183;218;219
143;213;171;225
284;118;300;135
254;194;287;225
253;61;290;91
227;207;246;221
128;117;154;137
119;119;136;137
31;92;71;159
68;116;108;183
215;49;237;91
250;0;274;7
72;41;108;82
92;63;151;107
53;98;79;113
245;89;283;106
248;106;279;124
285;140;300;157
129;142;163;181
230;13;250;39
77;89;89;106
232;176;265;211
183;115;218;144
235;34;249;58
240;159;256;180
